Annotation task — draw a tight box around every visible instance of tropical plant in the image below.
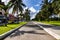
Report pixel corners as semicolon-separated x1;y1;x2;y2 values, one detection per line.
0;0;9;26
9;0;26;14
36;0;59;21
40;0;51;21
8;0;26;23
0;0;5;10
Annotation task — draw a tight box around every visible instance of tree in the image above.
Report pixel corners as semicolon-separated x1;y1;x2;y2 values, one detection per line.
35;11;46;21
40;0;52;21
37;0;56;21
0;0;8;26
24;9;30;21
8;0;26;23
52;0;60;14
0;0;5;9
34;0;60;21
9;0;26;14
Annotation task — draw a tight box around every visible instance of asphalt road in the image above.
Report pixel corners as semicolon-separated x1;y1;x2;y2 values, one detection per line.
4;22;56;40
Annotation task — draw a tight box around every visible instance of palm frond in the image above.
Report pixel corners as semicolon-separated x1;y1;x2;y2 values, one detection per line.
21;3;26;7
19;5;23;13
12;5;18;13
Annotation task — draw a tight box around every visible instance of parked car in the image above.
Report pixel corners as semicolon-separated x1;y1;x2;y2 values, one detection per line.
0;15;8;26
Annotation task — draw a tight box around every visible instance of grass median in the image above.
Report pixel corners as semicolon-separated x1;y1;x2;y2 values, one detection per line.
40;21;60;26
0;22;27;35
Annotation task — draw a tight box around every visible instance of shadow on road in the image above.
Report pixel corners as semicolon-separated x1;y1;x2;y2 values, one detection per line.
8;23;47;38
10;30;48;38
25;24;43;30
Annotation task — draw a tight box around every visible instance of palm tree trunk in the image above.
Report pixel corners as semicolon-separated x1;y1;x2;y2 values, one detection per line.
4;11;8;26
17;9;19;23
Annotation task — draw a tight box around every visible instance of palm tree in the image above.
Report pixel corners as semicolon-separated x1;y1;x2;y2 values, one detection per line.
8;0;26;23
0;0;5;10
39;0;54;21
52;0;60;21
35;0;60;21
0;0;12;16
0;0;16;26
52;0;60;14
40;0;50;21
9;0;26;14
24;9;30;21
0;0;9;26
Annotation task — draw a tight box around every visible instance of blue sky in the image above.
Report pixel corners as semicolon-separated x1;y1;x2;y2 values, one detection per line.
23;0;42;10
23;0;43;19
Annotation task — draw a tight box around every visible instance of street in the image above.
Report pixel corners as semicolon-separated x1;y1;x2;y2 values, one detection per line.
4;22;56;40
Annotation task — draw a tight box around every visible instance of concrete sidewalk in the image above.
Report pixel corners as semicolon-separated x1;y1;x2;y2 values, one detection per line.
34;22;60;40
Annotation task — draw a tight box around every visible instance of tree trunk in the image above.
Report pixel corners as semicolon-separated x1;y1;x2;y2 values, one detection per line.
4;11;8;26
17;9;19;23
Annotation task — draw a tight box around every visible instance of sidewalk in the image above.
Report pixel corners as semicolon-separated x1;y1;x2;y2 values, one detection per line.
34;22;60;40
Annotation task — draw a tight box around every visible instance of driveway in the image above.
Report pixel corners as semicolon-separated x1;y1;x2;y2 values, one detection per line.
4;22;56;40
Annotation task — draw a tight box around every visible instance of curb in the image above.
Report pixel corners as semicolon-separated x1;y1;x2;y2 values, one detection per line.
33;22;60;40
0;23;27;40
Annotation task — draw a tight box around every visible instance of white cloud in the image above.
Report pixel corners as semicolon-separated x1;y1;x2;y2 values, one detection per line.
31;13;36;19
2;0;10;5
29;7;39;19
35;4;40;6
37;10;39;13
29;7;36;13
30;10;39;19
